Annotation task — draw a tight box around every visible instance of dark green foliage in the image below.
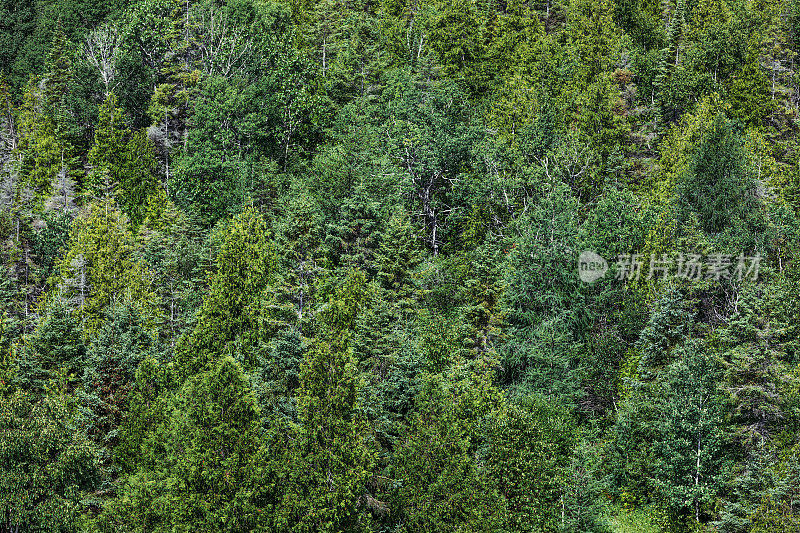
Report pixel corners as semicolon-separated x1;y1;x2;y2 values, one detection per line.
15;298;85;392
500;183;586;407
80;304;156;484
678;114;761;238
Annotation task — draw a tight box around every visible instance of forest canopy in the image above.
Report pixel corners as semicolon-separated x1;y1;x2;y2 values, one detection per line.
1;0;800;531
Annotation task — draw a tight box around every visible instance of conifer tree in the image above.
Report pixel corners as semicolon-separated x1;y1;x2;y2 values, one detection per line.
103;356;265;530
288;269;375;532
52;199;158;338
14;297;85;392
86;92;127;200
119;130;159;227
176;205;277;376
390;365;507;531
0;390;99;532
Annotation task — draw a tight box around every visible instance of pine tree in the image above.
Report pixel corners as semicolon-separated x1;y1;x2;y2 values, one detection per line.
651;341;725;525
499;183;585;405
16;77;75;209
43;22;73;114
728;50;776;129
137;195;206;344
14;297;85;393
275;183;326;333
566;0;622;90
427;0;486;93
324;187;384;276
654;0;686;126
80;304;157;496
677;113;760;238
482;395;578;532
373;206;424;309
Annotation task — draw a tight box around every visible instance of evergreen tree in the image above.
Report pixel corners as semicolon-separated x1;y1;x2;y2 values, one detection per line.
52;198;158;337
118;129;159;227
86;92;127;200
80;304;156;495
678;113;761;239
389;365;508;531
286;269;376;532
15;297;85;392
176;205;277;377
102;356;265;530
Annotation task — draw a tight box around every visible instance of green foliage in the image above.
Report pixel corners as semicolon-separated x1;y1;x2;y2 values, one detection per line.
2;0;800;529
103;355;265;530
284;269;375;532
727;51;776;128
500;183;587;407
80;304;156;458
15;297;85;392
482;395;579;532
381;70;478;254
389;365;507;532
0;390;99;532
137;195;206;342
677;113;761;240
86;92;127;200
176;205;277;377
52;199;158;337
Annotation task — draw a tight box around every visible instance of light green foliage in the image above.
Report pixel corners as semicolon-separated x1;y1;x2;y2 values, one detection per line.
426;0;485;92
16;77;75;208
52;199;158;338
119;130;159;227
567;0;623;89
482;395;582;532
86;92;127;200
727;50;776;128
177;205;277;376
286;269;375;532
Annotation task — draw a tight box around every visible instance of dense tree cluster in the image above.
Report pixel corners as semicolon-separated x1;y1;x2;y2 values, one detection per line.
1;0;800;530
